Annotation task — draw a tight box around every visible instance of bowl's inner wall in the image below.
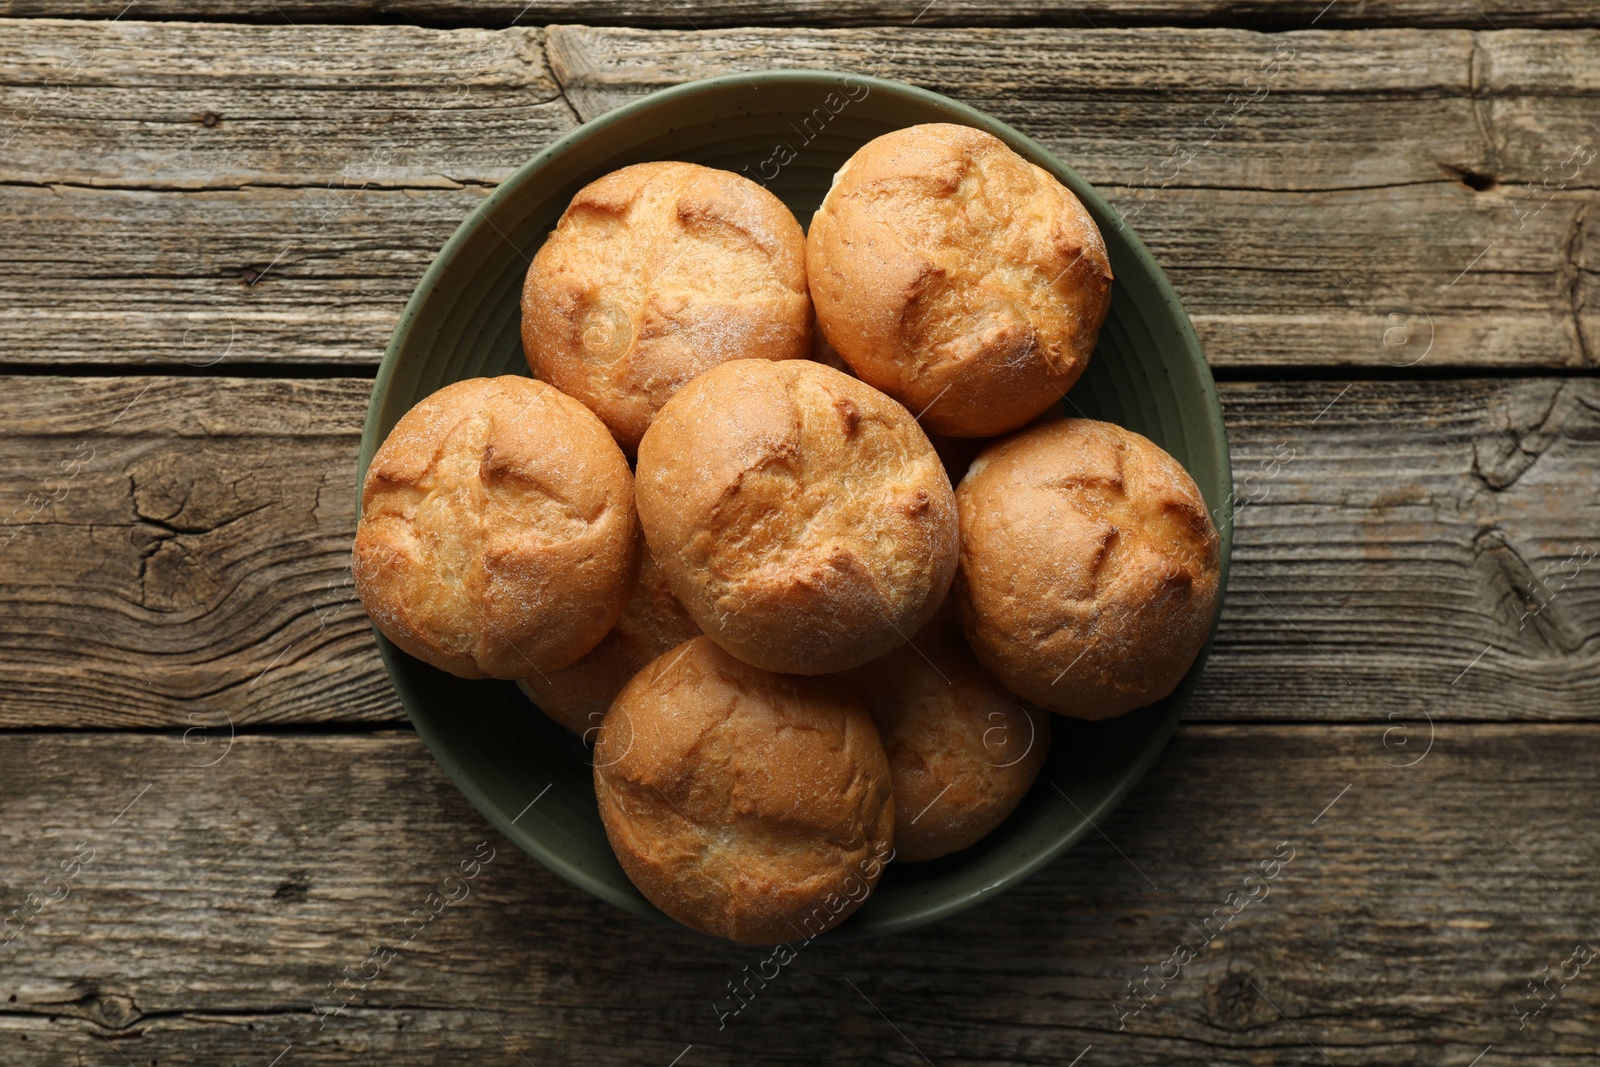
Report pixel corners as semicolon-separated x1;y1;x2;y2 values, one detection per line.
369;73;1231;940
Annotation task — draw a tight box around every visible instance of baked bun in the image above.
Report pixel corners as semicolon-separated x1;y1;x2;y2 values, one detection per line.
955;418;1221;719
353;375;640;679
635;359;958;675
807;123;1112;438
593;636;894;944
516;545;700;737
843;603;1050;862
521;161;811;455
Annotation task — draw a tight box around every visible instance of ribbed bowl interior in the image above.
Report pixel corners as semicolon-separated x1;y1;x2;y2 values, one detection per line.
362;71;1233;941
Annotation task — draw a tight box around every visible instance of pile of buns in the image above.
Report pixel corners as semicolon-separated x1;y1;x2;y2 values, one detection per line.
354;123;1221;945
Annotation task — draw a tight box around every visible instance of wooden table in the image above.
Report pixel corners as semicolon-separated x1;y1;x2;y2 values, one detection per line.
3;3;1598;1064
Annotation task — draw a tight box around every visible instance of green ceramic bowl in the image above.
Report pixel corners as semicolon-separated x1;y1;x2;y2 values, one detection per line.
361;71;1232;941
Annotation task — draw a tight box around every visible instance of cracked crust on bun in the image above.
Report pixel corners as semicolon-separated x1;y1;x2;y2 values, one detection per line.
593;636;894;944
353;375;640;679
522;161;811;455
807;123;1112;438
955;418;1220;719
635;359;958;675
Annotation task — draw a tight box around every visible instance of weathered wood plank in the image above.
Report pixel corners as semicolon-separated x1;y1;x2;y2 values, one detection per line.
1208;375;1600;723
0;21;574;188
1;375;1598;729
1132;183;1594;371
0;376;389;727
0;1;1594;30
0;184;492;366
0;725;1595;1064
12;22;1596;191
3;22;1595;369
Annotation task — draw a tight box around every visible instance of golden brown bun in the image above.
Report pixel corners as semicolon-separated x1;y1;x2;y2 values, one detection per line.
842;603;1050;862
353;376;640;679
515;546;701;737
807;123;1112;438
521;161;811;455
635;359;959;675
593;637;895;944
955;418;1220;719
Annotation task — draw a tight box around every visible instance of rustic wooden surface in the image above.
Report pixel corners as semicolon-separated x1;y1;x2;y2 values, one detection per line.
2;5;1598;1066
7;21;1599;370
3;727;1599;1065
0;1;1596;29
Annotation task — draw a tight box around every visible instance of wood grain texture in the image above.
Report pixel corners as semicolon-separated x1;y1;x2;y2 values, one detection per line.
1210;375;1600;723
0;725;1595;1064
0;376;389;728
13;21;1596;190
1;375;1598;729
0;20;573;188
3;21;1596;369
0;184;493;366
0;0;1595;29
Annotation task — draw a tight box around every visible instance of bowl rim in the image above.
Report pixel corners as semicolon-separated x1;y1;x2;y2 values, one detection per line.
364;68;1233;940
